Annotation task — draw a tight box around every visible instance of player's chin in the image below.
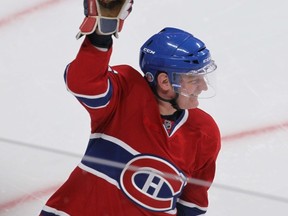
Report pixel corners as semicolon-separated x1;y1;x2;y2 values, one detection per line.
178;97;199;110
187;99;199;109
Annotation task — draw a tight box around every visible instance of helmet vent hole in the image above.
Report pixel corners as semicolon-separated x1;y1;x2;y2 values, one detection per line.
184;60;199;64
198;47;206;52
146;40;153;46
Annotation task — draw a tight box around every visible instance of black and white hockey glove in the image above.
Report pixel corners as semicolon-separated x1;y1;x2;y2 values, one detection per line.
76;0;133;39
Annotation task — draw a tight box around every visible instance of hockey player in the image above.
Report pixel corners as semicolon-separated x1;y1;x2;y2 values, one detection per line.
40;0;221;215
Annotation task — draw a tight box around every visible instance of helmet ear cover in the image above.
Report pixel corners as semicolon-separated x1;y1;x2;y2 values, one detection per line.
145;70;167;95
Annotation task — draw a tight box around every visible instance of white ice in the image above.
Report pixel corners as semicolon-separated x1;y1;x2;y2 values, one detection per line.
1;0;288;215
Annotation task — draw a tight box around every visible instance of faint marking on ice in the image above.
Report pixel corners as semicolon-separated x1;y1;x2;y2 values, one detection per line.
0;0;66;28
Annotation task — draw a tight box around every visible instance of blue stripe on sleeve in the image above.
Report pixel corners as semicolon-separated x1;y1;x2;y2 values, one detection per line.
75;80;113;109
40;210;58;216
176;202;207;215
64;64;113;109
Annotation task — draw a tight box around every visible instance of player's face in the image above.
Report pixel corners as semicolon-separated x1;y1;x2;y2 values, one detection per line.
176;74;208;109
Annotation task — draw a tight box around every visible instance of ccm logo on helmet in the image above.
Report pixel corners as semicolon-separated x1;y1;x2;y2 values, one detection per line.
143;48;156;54
120;155;187;212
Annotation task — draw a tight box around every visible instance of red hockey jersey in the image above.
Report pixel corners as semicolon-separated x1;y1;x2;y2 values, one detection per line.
40;38;221;216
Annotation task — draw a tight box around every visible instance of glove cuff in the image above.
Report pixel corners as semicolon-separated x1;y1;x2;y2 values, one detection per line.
87;31;113;49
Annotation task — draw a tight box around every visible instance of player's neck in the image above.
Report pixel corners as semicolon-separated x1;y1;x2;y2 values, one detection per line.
157;99;177;116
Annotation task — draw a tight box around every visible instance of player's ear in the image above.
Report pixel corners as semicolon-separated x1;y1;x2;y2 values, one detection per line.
157;72;172;91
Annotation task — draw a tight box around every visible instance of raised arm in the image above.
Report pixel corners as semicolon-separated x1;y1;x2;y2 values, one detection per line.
64;0;133;130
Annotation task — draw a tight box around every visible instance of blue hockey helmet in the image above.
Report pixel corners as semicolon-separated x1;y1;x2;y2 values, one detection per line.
139;27;217;91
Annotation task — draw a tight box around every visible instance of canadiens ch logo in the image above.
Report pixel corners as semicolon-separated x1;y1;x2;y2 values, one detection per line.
120;155;187;212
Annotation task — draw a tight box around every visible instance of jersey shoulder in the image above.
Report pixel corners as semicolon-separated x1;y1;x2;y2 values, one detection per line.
110;64;153;99
187;108;219;132
187;108;221;157
111;64;144;82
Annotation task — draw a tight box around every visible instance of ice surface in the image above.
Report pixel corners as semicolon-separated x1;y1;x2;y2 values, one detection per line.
1;0;288;215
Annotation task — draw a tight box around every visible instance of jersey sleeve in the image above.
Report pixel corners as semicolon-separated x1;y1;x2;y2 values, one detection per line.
177;113;221;215
176;158;218;215
64;37;118;132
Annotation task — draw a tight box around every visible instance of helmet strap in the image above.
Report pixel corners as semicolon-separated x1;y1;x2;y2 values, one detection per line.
152;87;182;111
168;94;182;111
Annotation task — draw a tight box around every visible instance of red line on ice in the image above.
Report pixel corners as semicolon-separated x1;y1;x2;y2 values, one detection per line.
221;121;288;142
0;185;59;211
0;0;65;28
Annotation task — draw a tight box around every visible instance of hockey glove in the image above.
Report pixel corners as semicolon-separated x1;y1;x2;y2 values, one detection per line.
76;0;133;39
